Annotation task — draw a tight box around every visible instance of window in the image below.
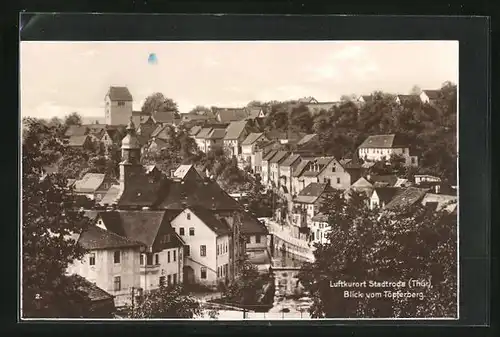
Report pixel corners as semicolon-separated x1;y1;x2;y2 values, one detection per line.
216;245;219;255
200;245;207;257
114;276;121;291
117;101;125;106
159;276;166;287
167;251;171;263
114;251;121;264
201;267;207;279
337;178;341;184
179;228;185;236
140;254;144;265
173;274;177;285
146;253;153;265
173;250;176;262
217;267;220;277
255;235;261;244
167;275;172;286
189;228;195;236
187;213;191;220
225;243;227;253
161;234;171;244
89;253;96;266
331;166;336;172
224;264;228;276
412;157;416;164
184;245;190;257
154;254;159;265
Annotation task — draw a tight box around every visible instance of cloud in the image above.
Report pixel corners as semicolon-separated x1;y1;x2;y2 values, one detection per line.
305;64;341;82
330;45;365;61
350;62;379;80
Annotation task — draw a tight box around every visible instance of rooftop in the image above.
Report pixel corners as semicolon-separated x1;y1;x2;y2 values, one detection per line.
106;86;133;101
358;134;407;149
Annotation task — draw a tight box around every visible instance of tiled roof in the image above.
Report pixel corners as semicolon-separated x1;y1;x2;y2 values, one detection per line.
281;153;301;167
302;171;320;177
373;187;402;204
68;135;89;147
99;185;122;206
215;108;248;123
78;225;145;250
269;151;289;164
295;183;330;204
75;275;115;302
311;213;329;222
263;150;278;162
65;125;88;137
74;173;106;193
224;121;248;140
241;132;264;145
195;128;213;139
117;175;166;208
368;175;398;187
246;107;264;119
264;130;288;140
292;160;311;177
132;110;150;116
305;102;339;111
173;164;195;180
297;97;316;103
188;205;231;236
384;187;429;211
153;110;178;124
360;95;373;102
422;90;441;100
106;86;133;101
421;193;457;212
207;128;226;140
189;125;202;136
358;134;407;149
315;156;335;166
240;211;269;235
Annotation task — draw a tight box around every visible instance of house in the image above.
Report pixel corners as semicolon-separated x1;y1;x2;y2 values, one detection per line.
194;128;213;152
65;125;88;138
131;110;152;127
240;211;271;272
240;132;269;170
421;193;457;213
279;153;302;196
73;173;117;202
305;102;340;115
100;127;126;148
67;223;146;308
297;97;319;104
261;150;279;186
291;159;312;196
188;125;202;138
105;86;134;125
150;124;175;142
420;89;441;104
223;121;249;157
310;213;330;245
369;187;402;209
291;183;334;239
205;128;226;153
251;140;282;175
151;110;179;126
245;107;266;120
169;206;232;288
395;94;419;105
268;151;290;188
171;164;203;182
67;135;93;150
214;108;249;123
136;117;157;138
383;187;429;211
414;174;442;185
358;134;418;167
367;174;399;187
181;112;211;123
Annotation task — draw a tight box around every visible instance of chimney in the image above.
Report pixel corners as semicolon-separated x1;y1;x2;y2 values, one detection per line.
435;185;440;194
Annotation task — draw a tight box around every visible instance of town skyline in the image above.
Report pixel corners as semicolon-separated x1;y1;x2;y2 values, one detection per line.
20;41;458;120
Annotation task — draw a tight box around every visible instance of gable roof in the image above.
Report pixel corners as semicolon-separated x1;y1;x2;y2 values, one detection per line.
293;159;311;177
368;175;399;187
358;134;407;149
224;121;248;140
240;211;269;235
68;135;90;147
117;175;166;208
187;205;231;236
76;276;115;303
189;125;202;136
373;187;402;204
241;132;264;146
195;128;213;139
384;187;429;211
269;151;289;164
297;97;316;104
246;107;264;119
311;212;329;223
65;125;88;137
74;173;107;193
421;193;457;213
295;182;331;204
106;86;133;101
281;153;301;167
99;185;122;206
397;94;419;102
78;225;145;250
215;108;248;123
360;95;373;103
153;110;178;124
422;90;441;100
207;128;226;140
297;134;318;146
172;164;197;180
263;150;279;162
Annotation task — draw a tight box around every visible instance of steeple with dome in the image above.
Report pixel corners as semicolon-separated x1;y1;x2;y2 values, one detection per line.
119;117;142;188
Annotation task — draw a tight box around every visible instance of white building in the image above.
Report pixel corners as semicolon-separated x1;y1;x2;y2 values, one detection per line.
358;134;418;167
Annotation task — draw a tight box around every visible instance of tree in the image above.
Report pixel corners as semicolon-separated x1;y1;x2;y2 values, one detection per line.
64;112;82;126
340;94;358;102
410;85;422;95
188;105;212;115
22;117;94;318
289;104;313;134
298;190;457;318
130;284;212;318
141;92;179;114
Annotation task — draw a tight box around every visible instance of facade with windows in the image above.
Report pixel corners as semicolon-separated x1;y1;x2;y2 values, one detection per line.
169;207;232;288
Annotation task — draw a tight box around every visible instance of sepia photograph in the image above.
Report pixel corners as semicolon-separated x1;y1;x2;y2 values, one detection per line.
20;40;458;320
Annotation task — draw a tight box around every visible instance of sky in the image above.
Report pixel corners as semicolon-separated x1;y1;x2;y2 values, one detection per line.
20;41;458;120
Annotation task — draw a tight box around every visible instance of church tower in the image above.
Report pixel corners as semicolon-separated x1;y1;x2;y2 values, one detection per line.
119;117;142;189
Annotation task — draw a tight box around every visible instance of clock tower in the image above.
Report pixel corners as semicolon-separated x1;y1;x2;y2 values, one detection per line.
119;117;142;189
